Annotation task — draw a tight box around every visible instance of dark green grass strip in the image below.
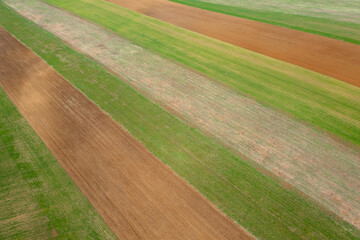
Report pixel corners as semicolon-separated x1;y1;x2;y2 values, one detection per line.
1;2;359;239
170;0;360;45
0;88;116;238
42;0;360;147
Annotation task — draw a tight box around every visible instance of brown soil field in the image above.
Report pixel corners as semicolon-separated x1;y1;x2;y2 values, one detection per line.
0;27;253;240
107;0;360;87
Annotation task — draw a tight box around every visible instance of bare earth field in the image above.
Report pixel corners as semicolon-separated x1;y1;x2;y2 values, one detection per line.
0;74;116;239
182;0;360;24
106;0;360;86
5;0;360;228
0;27;253;240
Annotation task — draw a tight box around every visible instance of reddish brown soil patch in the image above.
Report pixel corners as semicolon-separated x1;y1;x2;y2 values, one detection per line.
107;0;360;87
0;27;253;240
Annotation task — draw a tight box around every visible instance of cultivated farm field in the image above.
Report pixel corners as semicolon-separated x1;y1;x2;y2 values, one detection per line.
0;30;116;239
5;0;360;229
171;0;360;44
1;0;360;239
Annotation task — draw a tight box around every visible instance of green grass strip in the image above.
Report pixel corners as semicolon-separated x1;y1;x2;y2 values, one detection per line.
170;0;360;45
42;0;360;147
1;2;359;239
0;84;116;238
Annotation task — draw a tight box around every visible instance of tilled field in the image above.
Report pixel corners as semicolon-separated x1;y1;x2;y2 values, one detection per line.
106;0;360;86
170;0;360;44
0;81;116;240
5;0;360;228
172;0;360;24
0;27;253;240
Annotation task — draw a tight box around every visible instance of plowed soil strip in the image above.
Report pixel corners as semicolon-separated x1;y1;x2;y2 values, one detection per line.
107;0;360;87
0;27;252;240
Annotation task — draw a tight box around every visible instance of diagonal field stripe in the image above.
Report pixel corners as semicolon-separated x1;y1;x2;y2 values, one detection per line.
0;26;253;240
